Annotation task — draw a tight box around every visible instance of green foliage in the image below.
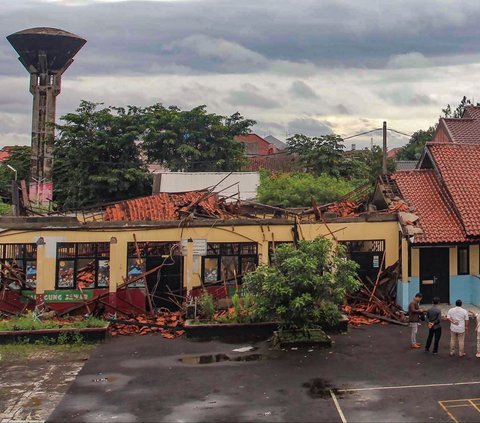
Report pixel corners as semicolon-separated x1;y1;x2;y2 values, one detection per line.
197;290;215;321
442;96;480;118
53;101;152;210
287;134;345;177
257;171;359;207
0;146;31;206
396;127;435;161
141;105;253;171
243;238;360;331
0;312;106;331
286;134;392;183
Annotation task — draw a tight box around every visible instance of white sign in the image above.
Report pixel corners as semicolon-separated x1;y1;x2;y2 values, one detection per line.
181;239;208;256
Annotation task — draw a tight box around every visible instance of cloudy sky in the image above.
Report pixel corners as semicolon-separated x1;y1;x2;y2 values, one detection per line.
2;0;480;150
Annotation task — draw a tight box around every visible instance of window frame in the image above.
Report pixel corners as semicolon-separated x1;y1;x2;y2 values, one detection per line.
458;245;469;275
56;242;110;289
0;243;37;289
201;242;258;285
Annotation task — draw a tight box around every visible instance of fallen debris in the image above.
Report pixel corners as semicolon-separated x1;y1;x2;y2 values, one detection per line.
108;311;184;338
343;261;406;326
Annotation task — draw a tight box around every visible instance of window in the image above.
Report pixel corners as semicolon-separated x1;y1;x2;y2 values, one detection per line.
268;241;293;264
56;243;110;289
202;243;258;285
126;242;178;287
339;240;385;282
0;244;37;289
458;246;469;275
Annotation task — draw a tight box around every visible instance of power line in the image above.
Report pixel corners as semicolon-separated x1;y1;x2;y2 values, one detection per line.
342;128;382;140
388;128;414;138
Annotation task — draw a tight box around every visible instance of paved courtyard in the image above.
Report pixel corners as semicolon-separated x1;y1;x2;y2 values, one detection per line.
46;321;480;423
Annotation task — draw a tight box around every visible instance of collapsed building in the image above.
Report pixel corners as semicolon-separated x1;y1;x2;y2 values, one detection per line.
3;106;480;316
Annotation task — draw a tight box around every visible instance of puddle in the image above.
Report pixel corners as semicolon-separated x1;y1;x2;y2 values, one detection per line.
179;353;266;364
302;378;337;398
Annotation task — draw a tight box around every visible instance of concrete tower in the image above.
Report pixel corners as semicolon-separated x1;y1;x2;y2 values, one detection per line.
7;27;86;183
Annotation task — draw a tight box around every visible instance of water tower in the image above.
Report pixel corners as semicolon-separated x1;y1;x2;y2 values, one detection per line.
7;27;86;185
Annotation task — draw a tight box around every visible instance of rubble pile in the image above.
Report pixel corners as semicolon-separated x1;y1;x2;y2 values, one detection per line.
343;261;406;326
108;311;185;338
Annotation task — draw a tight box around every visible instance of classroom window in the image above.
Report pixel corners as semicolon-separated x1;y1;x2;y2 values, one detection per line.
56;242;110;289
0;243;37;289
202;243;258;285
126;242;178;287
458;246;469;275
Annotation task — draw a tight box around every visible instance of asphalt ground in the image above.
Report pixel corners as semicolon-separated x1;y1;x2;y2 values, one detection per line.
47;321;480;423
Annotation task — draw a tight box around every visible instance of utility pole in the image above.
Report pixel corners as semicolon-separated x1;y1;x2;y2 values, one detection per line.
382;121;387;174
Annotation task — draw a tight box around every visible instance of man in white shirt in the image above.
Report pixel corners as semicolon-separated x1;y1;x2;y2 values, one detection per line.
447;299;469;357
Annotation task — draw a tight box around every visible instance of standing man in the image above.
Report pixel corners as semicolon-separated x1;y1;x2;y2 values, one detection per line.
409;292;424;349
447;299;469;357
425;297;442;354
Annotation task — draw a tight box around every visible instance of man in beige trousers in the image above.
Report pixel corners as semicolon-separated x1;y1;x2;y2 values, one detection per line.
447;299;469;357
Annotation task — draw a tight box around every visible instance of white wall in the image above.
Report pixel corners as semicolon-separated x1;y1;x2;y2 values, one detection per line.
153;172;260;200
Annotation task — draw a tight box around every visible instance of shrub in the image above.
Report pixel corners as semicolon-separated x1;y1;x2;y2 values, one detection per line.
243;237;360;331
197;290;215;321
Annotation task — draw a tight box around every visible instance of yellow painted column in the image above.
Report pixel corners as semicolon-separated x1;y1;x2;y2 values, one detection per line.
470;245;479;275
259;241;269;265
411;248;420;277
184;239;194;292
35;241;47;294
401;238;409;282
109;237;127;292
450;246;458;276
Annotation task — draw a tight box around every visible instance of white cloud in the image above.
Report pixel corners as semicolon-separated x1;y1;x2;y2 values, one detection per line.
387;52;432;69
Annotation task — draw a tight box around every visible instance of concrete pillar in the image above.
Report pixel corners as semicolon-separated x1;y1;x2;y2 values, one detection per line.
411;248;419;277
450;246;458;277
184;239;194;293
470;245;479;275
260;241;269;265
401;238;409;282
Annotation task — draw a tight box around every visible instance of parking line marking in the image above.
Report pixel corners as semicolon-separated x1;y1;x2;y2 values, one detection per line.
337;380;480;393
438;401;459;423
329;389;347;423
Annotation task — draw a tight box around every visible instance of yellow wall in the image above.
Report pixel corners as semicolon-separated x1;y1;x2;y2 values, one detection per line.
450;246;458;276
471;245;479;275
0;220;400;293
411;248;419;277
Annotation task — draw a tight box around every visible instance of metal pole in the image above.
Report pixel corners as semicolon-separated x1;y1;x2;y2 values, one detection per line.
382;121;387;174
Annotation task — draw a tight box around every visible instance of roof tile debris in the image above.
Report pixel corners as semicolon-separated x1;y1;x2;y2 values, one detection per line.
104;191;232;221
392;169;468;244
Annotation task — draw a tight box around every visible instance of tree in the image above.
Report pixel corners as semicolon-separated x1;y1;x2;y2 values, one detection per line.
257;171;359;208
287;134;345;177
53;101;152;210
0;146;31;205
243;238;360;330
442;96;480;118
343;146;395;183
395;127;435;161
141;105;254;171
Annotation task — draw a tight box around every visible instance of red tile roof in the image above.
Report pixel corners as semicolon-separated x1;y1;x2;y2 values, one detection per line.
438;107;480;144
440;117;480;144
392;169;468;244
104;191;231;221
387;147;402;159
0;151;10;162
427;143;480;236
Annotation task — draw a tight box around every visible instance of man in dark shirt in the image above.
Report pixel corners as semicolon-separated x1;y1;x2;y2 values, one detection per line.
408;292;425;349
425;297;442;354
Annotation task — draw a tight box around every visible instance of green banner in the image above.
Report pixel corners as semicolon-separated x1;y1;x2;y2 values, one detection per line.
21;289;94;303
